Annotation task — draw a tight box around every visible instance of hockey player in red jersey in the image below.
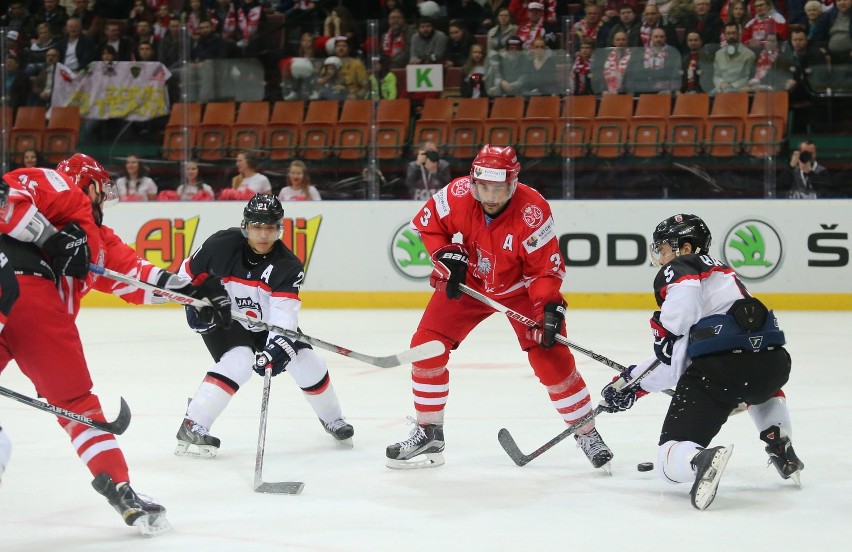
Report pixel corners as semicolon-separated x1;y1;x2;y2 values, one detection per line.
0;154;231;534
599;214;803;510
386;145;613;470
175;194;353;458
0;181;17;485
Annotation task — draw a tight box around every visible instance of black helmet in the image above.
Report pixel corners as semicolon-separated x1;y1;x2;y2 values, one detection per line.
650;214;712;265
241;194;284;236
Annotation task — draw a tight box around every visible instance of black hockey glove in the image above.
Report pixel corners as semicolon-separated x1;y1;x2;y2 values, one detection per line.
42;222;90;280
187;276;232;329
253;334;298;377
526;301;566;349
650;311;679;365
184;305;216;334
430;244;468;300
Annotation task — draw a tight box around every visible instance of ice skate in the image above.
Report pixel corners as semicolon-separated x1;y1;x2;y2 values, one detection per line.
386;419;445;469
760;425;804;487
92;473;172;537
175;418;220;459
689;445;734;510
320;417;354;447
575;427;613;473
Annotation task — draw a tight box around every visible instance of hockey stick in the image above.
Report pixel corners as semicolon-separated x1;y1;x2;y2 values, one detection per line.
254;367;304;494
0;385;131;435
498;360;662;467
89;264;444;368
458;283;675;397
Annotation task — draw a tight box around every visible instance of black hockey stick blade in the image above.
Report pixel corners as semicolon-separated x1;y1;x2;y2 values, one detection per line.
497;428;533;467
0;385;131;435
498;406;604;467
254;481;305;495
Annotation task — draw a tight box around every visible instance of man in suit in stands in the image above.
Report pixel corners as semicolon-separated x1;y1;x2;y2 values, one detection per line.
56;17;98;73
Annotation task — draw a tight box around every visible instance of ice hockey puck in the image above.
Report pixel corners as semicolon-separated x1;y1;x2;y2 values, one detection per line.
637;462;654;472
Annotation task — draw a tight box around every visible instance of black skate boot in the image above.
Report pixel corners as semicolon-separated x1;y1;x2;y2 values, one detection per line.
689;445;734;510
386;421;445;469
175;418;220;459
760;425;804;486
92;473;171;536
574;427;614;472
320;417;354;446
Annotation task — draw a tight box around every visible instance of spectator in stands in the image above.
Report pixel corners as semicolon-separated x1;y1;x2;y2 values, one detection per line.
571;4;602;50
235;0;266;52
488;7;519;54
182;0;212;39
223;151;272;199
803;1;824;37
606;4;642;47
632;27;682;92
279;160;322;201
406;141;452;201
526;36;560;95
810;0;852;67
369;54;398;99
743;0;789;50
281;0;324;38
101;21;134;62
135;41;158;62
572;38;595;95
749;33;796;89
5;54;32;111
282;32;322;100
30;47;60;107
128;0;155;33
517;2;547;50
410;17;449;65
153;4;173;42
70;0;104;44
445;19;477;69
510;0;557;28
18;148;45;169
176;161;216;201
461;43;490;97
100;44;118;64
34;0;70;42
26;23;57;77
722;1;750;47
687;0;724;50
56;17;98;73
134;20;159;58
487;35;532;96
447;0;489;34
680;31;715;92
383;8;412;68
315;55;349;100
483;0;512;31
591;30;636;93
713;23;757;92
639;3;673;48
788;140;831;198
190;19;229;101
4;30;28;69
116;154;159;201
788;27;830;100
159;18;182;69
0;2;35;45
334;37;369;99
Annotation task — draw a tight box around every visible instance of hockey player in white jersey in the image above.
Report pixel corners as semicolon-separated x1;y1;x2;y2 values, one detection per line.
599;214;803;510
175;194;353;458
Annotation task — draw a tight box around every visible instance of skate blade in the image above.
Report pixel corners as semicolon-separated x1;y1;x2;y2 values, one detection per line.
691;445;734;510
386;452;445;470
333;437;354;449
254;481;305;494
789;471;802;489
598;461;613;476
134;514;173;537
174;441;217;459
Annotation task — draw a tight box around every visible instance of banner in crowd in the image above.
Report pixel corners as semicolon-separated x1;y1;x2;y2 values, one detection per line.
50;61;171;121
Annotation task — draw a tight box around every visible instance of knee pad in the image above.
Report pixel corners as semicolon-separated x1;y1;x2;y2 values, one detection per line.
528;345;577;387
213;347;255;387
287;348;330;389
411;328;454;369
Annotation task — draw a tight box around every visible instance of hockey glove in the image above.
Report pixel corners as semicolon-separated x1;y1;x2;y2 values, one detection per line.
430;244;468;300
183;276;232;329
600;365;649;413
42;222;90;280
184;305;216;334
526;302;566;349
253;334;298;377
650;311;679;365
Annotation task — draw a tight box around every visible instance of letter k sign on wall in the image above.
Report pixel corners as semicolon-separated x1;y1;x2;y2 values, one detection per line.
407;64;444;93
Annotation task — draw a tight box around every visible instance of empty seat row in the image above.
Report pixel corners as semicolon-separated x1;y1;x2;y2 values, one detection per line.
7;106;81;165
162;99;411;162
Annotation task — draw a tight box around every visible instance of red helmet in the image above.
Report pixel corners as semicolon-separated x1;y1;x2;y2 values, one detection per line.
470;145;521;197
56;153;118;206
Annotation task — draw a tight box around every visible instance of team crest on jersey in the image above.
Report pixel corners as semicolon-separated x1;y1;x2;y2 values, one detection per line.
450;178;470;197
235;297;261;318
521;204;543;228
526;235;538;248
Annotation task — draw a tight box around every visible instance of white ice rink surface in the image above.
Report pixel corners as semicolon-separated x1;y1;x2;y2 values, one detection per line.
1;307;849;551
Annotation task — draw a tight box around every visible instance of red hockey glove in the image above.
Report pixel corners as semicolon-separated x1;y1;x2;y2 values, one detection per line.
430;244;468;300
